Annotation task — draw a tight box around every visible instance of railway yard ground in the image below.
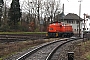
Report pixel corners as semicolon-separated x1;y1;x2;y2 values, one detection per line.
0;32;90;60
0;38;56;60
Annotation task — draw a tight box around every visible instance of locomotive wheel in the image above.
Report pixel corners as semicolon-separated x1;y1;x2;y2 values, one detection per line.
48;32;57;38
67;34;71;38
62;34;66;38
62;33;70;38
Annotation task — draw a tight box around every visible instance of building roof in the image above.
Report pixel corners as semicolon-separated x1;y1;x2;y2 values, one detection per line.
64;13;82;20
55;13;83;22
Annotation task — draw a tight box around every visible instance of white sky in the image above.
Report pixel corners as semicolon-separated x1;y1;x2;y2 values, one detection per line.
5;0;90;18
61;0;90;18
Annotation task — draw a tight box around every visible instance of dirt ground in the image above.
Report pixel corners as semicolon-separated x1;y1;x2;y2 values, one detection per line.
0;39;90;60
0;38;54;59
72;40;90;60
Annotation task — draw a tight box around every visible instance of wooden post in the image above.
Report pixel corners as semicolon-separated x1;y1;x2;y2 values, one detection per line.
68;52;74;60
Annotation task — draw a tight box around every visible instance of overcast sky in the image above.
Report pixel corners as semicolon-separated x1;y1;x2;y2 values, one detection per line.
5;0;90;18
61;0;90;18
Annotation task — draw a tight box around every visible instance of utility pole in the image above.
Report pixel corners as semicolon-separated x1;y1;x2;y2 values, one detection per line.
62;4;64;22
78;0;82;37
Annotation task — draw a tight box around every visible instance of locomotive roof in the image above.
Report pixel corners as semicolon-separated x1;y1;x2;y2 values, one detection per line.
49;22;72;26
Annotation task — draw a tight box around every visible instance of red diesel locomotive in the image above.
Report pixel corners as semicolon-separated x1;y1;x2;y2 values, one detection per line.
46;22;74;37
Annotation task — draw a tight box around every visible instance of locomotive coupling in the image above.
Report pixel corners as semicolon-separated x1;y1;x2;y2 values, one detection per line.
46;33;48;37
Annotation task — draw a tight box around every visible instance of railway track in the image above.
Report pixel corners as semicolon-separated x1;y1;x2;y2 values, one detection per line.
0;33;79;43
8;37;82;60
47;37;83;60
0;34;46;42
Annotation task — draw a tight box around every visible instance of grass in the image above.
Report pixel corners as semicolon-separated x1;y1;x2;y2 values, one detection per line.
75;40;90;60
0;38;55;60
0;41;39;59
87;54;90;60
0;58;3;60
0;32;46;59
0;32;46;34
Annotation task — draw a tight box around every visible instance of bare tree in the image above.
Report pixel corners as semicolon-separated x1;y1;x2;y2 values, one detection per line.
44;0;61;23
1;0;13;27
21;0;44;31
21;0;61;31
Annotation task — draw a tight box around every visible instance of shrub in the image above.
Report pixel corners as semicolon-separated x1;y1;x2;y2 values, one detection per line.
0;25;10;32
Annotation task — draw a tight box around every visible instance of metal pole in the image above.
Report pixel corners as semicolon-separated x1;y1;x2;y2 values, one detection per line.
84;14;85;30
83;13;86;41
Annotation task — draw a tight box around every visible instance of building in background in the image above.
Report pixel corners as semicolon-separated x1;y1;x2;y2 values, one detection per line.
57;13;83;33
81;14;90;32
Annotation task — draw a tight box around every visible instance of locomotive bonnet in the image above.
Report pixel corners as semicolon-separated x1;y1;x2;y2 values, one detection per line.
46;22;74;37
